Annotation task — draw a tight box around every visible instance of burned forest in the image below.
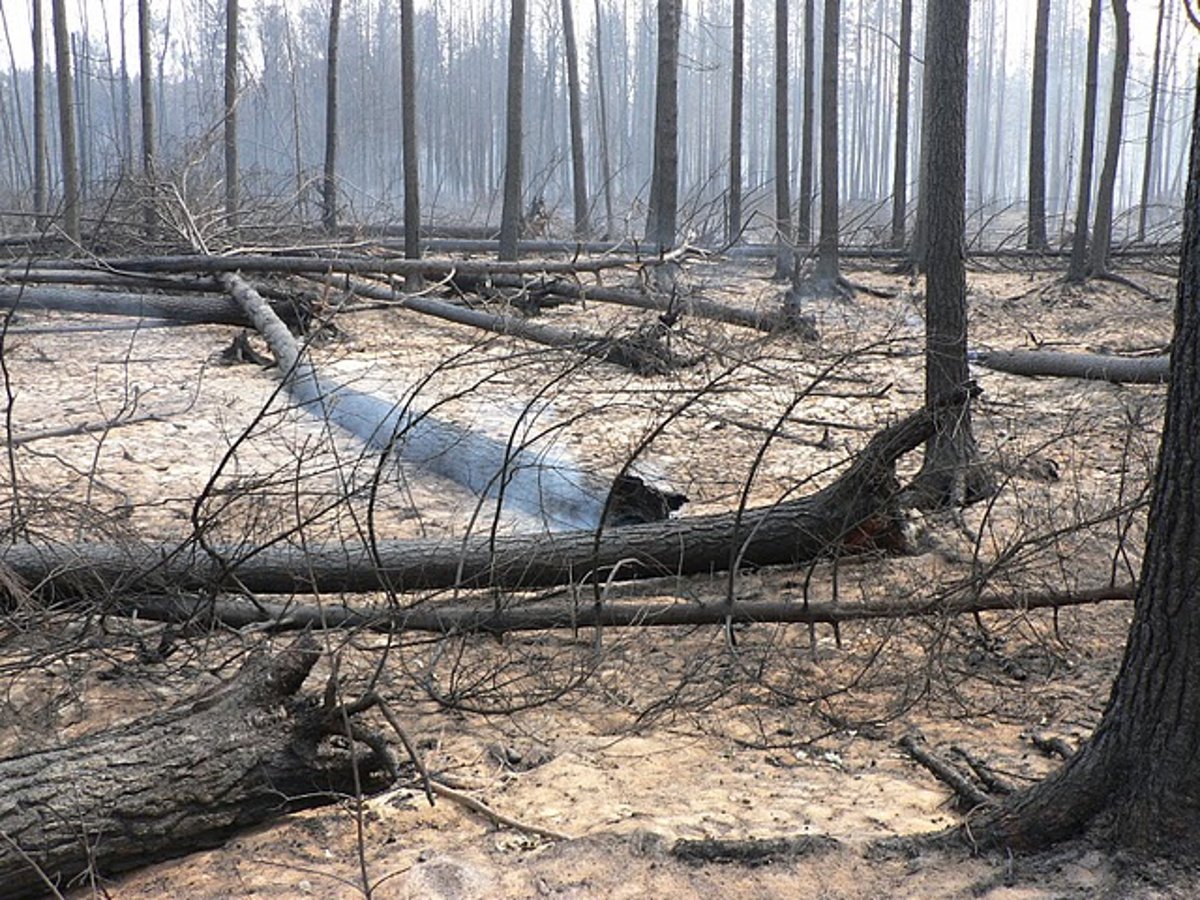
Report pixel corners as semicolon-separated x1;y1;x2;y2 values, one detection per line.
1;0;1199;897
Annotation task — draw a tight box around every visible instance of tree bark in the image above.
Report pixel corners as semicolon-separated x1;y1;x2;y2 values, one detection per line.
1088;0;1129;276
400;0;421;278
1;396;963;598
0;637;392;899
1027;0;1050;251
966;57;1200;856
0;285;303;327
137;0;156;235
1138;0;1166;242
498;0;526;261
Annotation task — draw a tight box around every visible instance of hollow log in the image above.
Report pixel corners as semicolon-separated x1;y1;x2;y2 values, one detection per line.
0;396;956;600
970;349;1170;384
0;637;393;899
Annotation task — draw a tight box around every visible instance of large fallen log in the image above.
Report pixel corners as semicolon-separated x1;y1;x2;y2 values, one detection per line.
0;284;304;327
0;636;394;899
0;396;956;599
970;349;1170;384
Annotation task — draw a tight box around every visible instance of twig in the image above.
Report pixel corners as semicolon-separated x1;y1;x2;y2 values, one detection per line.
1029;733;1075;760
9;412;162;446
899;734;992;809
427;778;574;842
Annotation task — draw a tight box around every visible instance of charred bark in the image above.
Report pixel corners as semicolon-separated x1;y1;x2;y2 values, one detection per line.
970;349;1169;384
0;637;393;899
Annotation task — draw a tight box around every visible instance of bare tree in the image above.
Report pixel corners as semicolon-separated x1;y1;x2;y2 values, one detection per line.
1027;0;1050;251
796;0;815;246
909;0;989;508
1067;0;1101;282
50;0;79;242
137;0;155;233
813;0;839;286
1088;0;1129;275
645;0;682;249
727;0;744;243
499;0;526;260
561;0;589;238
401;0;421;273
1138;0;1167;242
224;0;239;232
773;0;793;279
32;0;49;230
322;0;342;233
592;0;615;239
890;0;912;248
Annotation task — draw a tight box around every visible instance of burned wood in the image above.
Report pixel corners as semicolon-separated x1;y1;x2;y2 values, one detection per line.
0;284;305;328
672;834;840;864
1029;733;1075;760
970;348;1170;384
2;393;972;599
0;636;395;899
105;582;1134;636
899;734;992;810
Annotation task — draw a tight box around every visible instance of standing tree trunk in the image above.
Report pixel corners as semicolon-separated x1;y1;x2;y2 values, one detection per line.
592;0;615;239
773;0;793;278
796;0;815;246
561;0;589;238
813;0;839;286
1027;0;1050;250
969;58;1200;855
727;0;745;244
1138;0;1166;242
1088;0;1129;275
32;0;49;231
909;0;989;509
1066;0;1101;282
645;0;682;249
890;0;912;248
400;0;421;280
321;0;341;234
499;0;526;261
50;0;79;242
137;0;155;234
224;0;239;232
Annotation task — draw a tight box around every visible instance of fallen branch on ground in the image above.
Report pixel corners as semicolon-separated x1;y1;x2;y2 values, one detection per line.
671;834;840;864
970;349;1169;384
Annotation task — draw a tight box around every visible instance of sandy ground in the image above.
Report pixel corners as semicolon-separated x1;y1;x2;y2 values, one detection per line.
2;251;1197;898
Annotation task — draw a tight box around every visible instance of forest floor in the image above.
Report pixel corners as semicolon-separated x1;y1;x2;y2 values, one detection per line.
2;250;1197;898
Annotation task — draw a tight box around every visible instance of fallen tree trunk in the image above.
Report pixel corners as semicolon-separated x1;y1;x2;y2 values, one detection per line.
0;396;956;598
0;637;393;899
970;349;1170;384
325;274;692;374
112;582;1135;635
0;284;304;327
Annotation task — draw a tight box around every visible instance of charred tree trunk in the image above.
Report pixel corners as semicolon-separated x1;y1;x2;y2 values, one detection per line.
646;0;682;250
223;0;239;232
0;637;392;899
1088;0;1129;276
50;0;80;242
814;0;840;286
728;0;745;243
890;0;913;249
400;0;421;280
137;0;156;235
967;64;1200;852
971;349;1169;384
773;0;793;279
1027;0;1050;251
32;0;48;231
1138;0;1166;242
796;0;815;246
561;0;589;238
1;396;963;598
321;0;341;233
498;0;527;261
1066;0;1101;282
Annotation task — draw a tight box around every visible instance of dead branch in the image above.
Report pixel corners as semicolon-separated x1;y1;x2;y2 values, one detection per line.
899;734;992;810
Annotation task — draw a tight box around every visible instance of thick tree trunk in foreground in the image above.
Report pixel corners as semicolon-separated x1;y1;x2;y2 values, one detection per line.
0;638;392;899
1;397;958;598
646;0;682;249
967;58;1200;855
